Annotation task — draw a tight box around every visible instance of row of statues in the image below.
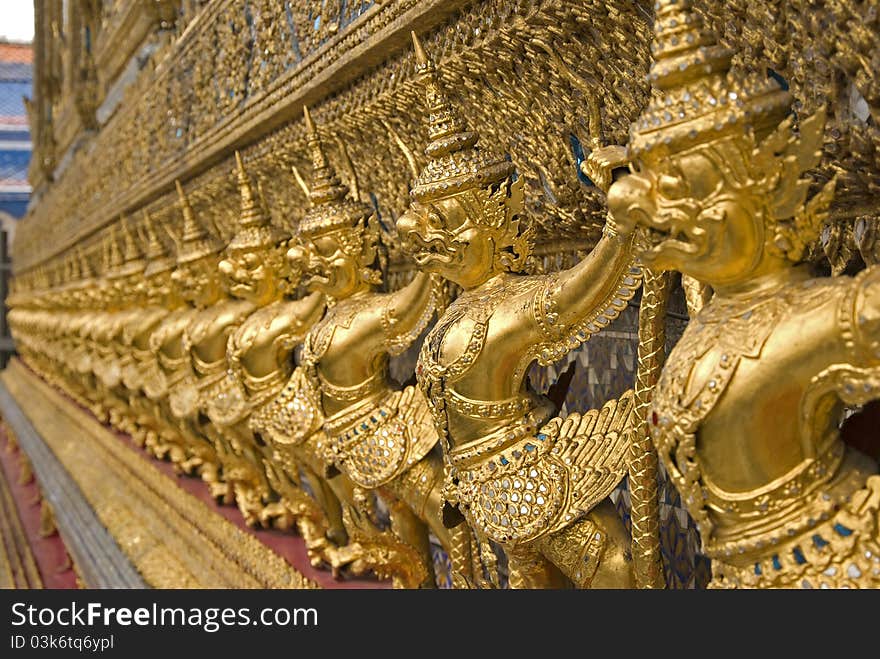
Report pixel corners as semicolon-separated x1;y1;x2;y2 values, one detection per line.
8;0;880;588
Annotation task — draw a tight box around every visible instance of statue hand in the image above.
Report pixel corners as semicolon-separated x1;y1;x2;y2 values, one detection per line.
582;145;628;194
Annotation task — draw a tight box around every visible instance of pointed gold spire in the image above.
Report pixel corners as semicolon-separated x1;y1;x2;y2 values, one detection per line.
78;247;94;280
411;29;428;67
176;180;201;244
174;180;222;264
62;253;73;284
226;151;287;251
409;31;513;202
142;209;176;278
142;209;166;261
100;232;110;275
107;223;124;271
69;250;80;282
629;0;791;160
297;106;372;237
105;218;143;279
303;106;349;207
121;217;143;266
235;151;260;227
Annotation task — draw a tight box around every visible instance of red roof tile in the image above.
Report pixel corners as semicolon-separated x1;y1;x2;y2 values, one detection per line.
0;42;33;65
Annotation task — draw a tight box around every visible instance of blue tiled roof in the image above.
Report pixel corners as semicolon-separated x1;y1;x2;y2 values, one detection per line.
0;80;31;120
0;61;30;81
0;148;29;181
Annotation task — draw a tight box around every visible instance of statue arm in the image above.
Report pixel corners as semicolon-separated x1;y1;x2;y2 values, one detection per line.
529;228;641;365
289;291;326;337
272;291;326;355
849;264;880;364
381;271;439;356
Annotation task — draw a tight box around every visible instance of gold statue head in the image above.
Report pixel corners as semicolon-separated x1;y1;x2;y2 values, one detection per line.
397;31;533;290
287;106;380;301
607;0;834;290
59;247;93;310
169;180;224;308
218;151;290;306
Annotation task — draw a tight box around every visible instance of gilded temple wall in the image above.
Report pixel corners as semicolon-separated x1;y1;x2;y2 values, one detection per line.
8;0;880;589
17;1;880;276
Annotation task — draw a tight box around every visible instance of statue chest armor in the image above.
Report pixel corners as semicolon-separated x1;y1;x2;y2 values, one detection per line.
231;303;290;383
153;308;195;366
127;306;168;351
651;276;880;588
138;307;193;400
187;299;254;374
416;274;625;547
121;306;168;390
417;274;542;455
208;303;294;427
304;295;434;489
307;295;369;358
302;294;385;399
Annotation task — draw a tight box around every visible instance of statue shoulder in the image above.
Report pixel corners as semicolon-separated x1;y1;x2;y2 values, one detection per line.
847;265;880;364
215;299;256;327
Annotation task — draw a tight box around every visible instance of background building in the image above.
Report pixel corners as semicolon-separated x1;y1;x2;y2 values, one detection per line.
0;40;32;368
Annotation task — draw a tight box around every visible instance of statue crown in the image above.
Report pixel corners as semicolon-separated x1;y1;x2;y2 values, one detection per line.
226;151;288;251
633;0;834;262
142;209;176;278
630;0;790;160
410;31;514;204
297;106;373;238
174;180;222;264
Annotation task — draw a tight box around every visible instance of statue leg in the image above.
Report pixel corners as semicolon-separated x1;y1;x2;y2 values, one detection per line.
299;463;347;545
204;422;268;525
506;542;568;588
536;498;635;588
385;495;435;588
385;454;474;587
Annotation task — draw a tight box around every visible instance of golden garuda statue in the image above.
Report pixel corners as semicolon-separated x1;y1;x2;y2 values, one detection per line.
398;32;643;588
207;152;340;559
101;219;149;437
171;170;293;526
120;211;186;461
87;223;146;432
148;181;227;495
257;105;470;587
606;0;879;588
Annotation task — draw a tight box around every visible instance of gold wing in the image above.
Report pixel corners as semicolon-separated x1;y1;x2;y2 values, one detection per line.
541;388;634;518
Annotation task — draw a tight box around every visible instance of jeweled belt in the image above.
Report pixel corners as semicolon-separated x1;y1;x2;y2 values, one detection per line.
249;366;323;447
704;437;845;524
445;417;616;546
445;392;633;547
445;386;534;420
207;369;288;427
324;386;438;490
708;469;880;589
316;368;388;403
703;446;877;560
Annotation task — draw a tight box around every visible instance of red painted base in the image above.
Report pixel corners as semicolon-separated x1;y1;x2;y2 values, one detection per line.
0;426;79;589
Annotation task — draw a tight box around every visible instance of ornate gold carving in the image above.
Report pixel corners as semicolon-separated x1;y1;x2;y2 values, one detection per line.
401;32;640;587
274;105;463;587
608;0;880;588
3;361;319;589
